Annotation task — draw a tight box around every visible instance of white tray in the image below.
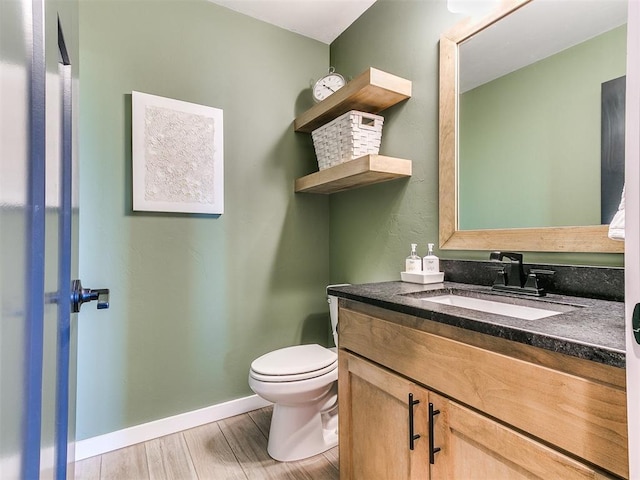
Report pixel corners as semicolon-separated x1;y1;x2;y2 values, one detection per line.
400;271;445;284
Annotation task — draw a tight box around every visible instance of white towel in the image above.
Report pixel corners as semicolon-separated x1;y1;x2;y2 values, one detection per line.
608;185;625;241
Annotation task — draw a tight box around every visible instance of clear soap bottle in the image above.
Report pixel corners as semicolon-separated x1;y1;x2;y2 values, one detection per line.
405;243;422;272
423;243;440;273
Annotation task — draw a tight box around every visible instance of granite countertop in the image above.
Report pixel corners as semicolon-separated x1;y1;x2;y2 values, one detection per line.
328;281;626;368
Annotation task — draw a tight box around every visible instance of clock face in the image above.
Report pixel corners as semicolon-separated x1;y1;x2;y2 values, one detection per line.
313;73;346;102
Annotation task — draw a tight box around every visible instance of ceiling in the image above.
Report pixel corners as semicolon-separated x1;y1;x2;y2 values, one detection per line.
207;0;377;44
459;0;628;92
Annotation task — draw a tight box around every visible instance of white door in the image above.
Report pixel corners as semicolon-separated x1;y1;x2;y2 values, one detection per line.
0;0;40;476
1;1;108;478
627;0;640;478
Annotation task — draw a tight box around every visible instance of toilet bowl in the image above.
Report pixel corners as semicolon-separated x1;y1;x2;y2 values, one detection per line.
249;344;338;461
248;285;348;462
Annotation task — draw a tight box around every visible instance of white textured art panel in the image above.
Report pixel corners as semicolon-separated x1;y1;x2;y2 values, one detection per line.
132;91;224;214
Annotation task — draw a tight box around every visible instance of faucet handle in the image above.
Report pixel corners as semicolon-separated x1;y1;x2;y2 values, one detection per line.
523;269;554;295
490;266;507;287
530;269;555;276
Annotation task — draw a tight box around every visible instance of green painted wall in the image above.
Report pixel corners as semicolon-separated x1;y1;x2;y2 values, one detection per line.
329;0;623;285
78;0;626;441
77;0;330;440
459;26;626;230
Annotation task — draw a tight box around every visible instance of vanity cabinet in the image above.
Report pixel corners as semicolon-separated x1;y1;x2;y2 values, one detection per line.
340;352;430;479
338;299;628;479
429;391;613;479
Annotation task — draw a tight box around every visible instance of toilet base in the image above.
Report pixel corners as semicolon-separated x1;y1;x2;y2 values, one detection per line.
267;386;338;462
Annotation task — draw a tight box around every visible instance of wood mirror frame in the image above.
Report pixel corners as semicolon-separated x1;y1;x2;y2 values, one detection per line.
438;0;624;253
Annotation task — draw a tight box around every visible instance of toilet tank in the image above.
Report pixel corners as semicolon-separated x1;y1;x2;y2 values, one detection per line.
327;284;350;347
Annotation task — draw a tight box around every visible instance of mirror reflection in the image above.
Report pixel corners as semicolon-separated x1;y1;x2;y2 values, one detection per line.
457;0;627;231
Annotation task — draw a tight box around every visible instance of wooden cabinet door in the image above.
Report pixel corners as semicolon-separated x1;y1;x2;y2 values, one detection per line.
339;351;430;480
429;392;613;480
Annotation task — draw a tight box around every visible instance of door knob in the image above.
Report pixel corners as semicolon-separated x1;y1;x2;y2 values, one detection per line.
71;279;109;313
633;303;640;345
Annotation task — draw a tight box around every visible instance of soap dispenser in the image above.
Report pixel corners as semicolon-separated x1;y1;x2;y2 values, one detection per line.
405;243;422;272
423;243;440;273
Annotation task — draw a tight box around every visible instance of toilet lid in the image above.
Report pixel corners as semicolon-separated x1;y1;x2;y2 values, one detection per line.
249;360;337;383
250;344;337;377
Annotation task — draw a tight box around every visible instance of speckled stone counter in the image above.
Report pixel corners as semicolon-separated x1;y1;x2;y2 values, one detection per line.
328;281;625;368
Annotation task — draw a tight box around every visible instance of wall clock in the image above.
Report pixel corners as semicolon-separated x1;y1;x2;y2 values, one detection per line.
312;67;346;103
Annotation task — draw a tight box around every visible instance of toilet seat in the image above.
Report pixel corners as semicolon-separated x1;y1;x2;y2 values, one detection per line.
250;344;337;382
250;361;337;382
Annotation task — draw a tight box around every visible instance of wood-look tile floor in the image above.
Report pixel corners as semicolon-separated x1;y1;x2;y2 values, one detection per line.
75;407;339;480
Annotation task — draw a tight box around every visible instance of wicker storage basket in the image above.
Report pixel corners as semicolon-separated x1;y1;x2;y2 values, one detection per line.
311;110;384;170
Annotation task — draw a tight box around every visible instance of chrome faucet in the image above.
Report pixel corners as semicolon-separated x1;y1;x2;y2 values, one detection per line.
489;251;553;297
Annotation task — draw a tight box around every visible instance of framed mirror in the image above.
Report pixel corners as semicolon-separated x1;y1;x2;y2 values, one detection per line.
439;0;626;252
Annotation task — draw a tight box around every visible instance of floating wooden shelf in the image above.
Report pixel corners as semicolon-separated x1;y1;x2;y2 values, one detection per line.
294;155;412;194
294;68;412;133
293;68;412;194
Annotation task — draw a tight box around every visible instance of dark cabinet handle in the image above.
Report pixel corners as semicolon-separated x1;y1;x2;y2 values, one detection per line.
408;393;420;450
429;402;441;464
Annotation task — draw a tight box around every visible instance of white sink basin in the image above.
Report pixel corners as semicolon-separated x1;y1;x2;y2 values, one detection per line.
422;294;564;320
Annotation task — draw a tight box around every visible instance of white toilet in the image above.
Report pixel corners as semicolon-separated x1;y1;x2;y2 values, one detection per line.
248;285;347;462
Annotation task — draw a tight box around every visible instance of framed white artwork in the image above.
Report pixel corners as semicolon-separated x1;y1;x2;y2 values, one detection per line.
132;91;224;214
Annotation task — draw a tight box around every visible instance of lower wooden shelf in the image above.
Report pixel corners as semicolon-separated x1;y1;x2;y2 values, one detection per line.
294;154;412;194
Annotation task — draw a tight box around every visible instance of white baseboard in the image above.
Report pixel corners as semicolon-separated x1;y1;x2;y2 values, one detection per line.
75;395;271;461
